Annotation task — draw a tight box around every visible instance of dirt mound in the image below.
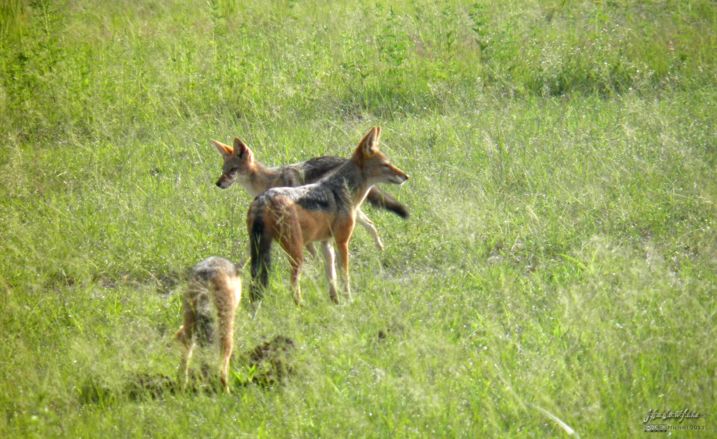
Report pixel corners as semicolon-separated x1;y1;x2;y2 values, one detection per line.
246;335;296;386
78;335;297;403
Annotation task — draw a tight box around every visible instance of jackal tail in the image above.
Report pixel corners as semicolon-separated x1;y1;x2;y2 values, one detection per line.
193;309;215;347
365;187;409;219
176;280;216;348
249;204;273;303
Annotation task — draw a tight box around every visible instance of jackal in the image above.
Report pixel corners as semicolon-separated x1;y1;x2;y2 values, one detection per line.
175;257;241;393
246;127;408;305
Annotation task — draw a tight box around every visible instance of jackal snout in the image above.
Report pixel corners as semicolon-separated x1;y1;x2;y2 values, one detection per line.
216;174;232;189
387;164;409;185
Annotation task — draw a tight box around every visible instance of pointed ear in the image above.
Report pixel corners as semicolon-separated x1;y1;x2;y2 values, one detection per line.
212;140;234;156
233;137;251;158
357;127;381;157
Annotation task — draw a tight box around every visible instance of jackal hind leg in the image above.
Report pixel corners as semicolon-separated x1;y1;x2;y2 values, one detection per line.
177;308;196;390
178;333;195;391
289;252;304;306
336;240;352;302
218;318;234;393
279;237;305;306
215;285;239;393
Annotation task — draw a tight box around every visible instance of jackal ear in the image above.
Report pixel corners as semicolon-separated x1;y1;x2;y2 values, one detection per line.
212;140;234;156
358;127;381;157
233;137;251;158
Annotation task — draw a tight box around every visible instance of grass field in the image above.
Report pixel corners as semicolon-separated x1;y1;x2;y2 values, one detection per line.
1;0;715;437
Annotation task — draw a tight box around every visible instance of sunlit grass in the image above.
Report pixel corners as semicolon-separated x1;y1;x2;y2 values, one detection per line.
1;0;715;437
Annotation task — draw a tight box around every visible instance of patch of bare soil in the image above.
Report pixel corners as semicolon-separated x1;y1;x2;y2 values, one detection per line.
246;335;296;386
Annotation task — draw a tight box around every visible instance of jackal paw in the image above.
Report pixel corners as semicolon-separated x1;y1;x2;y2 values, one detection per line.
375;240;385;252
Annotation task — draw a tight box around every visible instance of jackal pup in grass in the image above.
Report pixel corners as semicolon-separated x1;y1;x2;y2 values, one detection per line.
175;257;241;393
247;127;409;306
212;135;409;251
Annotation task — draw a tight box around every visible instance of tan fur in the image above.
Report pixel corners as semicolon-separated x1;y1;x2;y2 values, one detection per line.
247;127;409;305
176;257;241;393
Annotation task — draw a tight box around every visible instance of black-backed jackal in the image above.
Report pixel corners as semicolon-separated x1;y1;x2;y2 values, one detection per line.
246;127;409;305
212;135;409;251
175;257;241;393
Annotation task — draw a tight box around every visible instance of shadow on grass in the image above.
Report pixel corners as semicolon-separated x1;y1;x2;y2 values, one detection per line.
79;335;297;404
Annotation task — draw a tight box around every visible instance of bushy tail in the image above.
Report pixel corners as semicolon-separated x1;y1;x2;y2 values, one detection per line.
184;281;215;348
194;306;215;347
365;187;409;219
249;206;273;302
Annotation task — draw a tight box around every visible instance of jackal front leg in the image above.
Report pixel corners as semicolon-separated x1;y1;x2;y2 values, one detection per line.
356;209;384;251
286;250;304;306
321;241;339;304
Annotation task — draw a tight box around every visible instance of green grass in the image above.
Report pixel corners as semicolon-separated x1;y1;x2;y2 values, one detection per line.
1;0;715;437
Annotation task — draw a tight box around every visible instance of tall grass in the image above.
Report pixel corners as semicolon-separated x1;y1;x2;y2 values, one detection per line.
1;0;715;437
